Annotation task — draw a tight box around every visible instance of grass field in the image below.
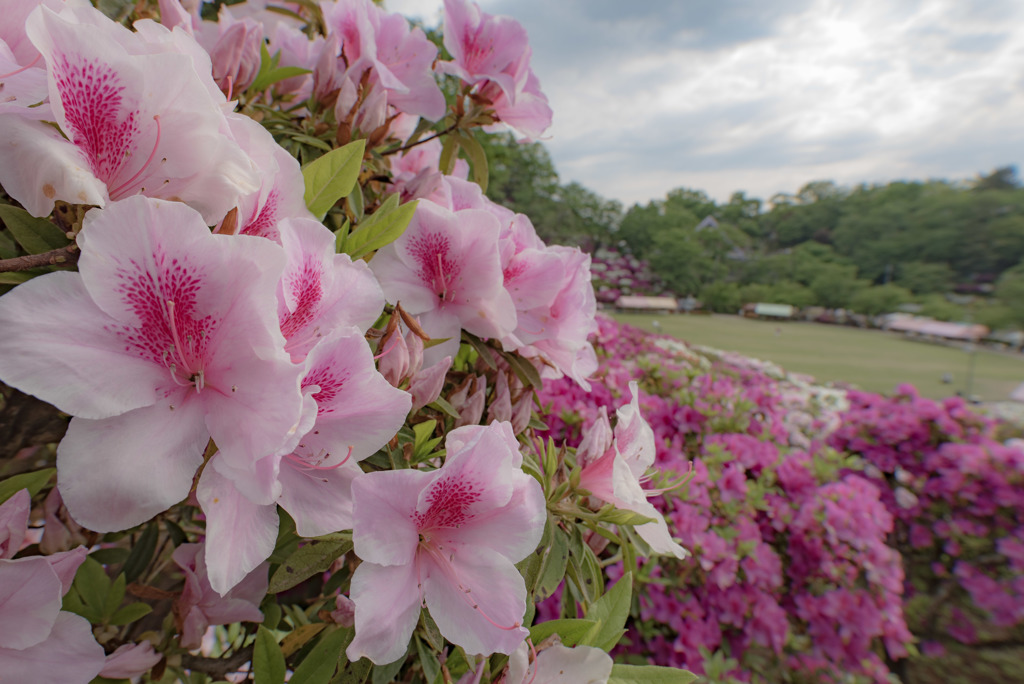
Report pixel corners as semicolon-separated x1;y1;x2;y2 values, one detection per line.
612;312;1024;401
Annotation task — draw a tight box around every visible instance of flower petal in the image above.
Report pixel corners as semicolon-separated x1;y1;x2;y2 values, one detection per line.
0;271;166;419
0;612;105;684
346;561;422;665
0;557;62;650
351;468;430;567
423;546;528;656
57;391;207;532
196;463;279;596
277;458;361;538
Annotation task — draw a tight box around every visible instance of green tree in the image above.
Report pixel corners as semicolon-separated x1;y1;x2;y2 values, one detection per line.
850;285;912;316
700;282;743;313
809;263;866;309
895;261;954;295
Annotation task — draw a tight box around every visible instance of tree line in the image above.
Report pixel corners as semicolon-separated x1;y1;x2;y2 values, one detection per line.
481;133;1024;329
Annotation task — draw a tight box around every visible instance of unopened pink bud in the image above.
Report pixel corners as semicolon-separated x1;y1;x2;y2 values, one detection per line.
409;356;451;413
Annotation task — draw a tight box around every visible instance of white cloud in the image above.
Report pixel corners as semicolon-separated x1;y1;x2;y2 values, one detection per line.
387;0;1024;205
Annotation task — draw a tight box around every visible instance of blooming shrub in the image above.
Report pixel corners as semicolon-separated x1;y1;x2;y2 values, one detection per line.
829;387;1024;675
539;317;912;683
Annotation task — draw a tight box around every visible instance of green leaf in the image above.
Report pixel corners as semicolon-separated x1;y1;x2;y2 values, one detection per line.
0;270;47;285
528;618;600;648
64;556;111;623
344;198;417;261
290;627;349;684
457;132;489;194
302;140;366;220
427;397;461;420
122;522;160;583
346;182;365;223
249;42;312;93
0;468;55;503
254;626;287;684
370;654;405;684
535;524;570;601
585;572;632;652
108;601;152;626
462;333;497;371
502;351;544;390
418;608;444;652
0;205;67;254
414;637;440;684
608;664;698;684
104;573;127;619
565;527;602;606
600;508;657;527
269;536;353;593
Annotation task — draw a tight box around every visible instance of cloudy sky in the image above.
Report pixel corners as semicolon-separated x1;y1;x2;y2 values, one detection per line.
389;0;1024;208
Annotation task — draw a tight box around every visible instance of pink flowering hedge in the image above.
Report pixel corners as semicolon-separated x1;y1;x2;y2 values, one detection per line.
829;388;1024;664
539;317;1024;683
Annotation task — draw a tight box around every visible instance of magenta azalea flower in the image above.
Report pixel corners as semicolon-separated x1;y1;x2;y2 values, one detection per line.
0;196;304;533
346;422;545;664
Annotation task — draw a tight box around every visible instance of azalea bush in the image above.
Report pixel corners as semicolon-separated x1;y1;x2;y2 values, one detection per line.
539;318;1024;683
829;387;1024;681
0;1;694;683
539;318;911;683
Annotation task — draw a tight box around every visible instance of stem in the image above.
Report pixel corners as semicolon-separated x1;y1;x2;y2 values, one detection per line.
0;245;79;272
179;644;254;679
380;122;459;157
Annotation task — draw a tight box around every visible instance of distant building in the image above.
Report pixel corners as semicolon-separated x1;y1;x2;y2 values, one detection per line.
742;302;796;319
616;295;678;314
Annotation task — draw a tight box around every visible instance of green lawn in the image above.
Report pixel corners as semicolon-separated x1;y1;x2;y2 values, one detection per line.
612;313;1024;401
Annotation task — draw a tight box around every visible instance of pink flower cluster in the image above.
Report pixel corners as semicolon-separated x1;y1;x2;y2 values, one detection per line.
538;317;912;683
829;385;1024;646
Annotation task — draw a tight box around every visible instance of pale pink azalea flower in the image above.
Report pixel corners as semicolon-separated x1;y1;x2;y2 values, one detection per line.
0;0;88;65
224;114;315;242
408;355;453;413
578;382;688;559
39;487;88;554
450;375;486;427
347;422;545;664
99;642;162;680
193;6;264;98
437;0;551;141
198;325;410;594
322;0;445;120
370;200;517;363
0;489;30;558
276;217;385;360
439;0;528;99
511;245;598;390
479;47;553;141
0;497;103;683
0;38;50;112
389;137;470;203
0;4;258;221
503;641;613;684
172;542;267;650
0;196;305;533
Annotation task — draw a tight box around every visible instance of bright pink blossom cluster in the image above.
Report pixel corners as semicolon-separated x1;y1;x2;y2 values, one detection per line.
538;317;912;683
829;385;1024;649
